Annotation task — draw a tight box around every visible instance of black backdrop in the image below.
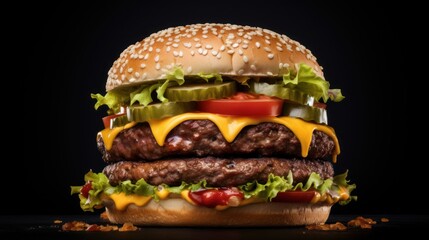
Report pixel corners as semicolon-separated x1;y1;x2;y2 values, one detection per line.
6;1;412;216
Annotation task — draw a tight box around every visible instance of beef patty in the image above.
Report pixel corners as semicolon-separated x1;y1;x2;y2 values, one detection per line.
103;157;334;186
98;120;335;163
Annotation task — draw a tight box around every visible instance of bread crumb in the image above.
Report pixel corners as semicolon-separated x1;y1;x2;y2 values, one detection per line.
381;217;389;223
100;211;109;220
53;220;62;224
119;222;138;232
348;216;377;229
306;222;347;231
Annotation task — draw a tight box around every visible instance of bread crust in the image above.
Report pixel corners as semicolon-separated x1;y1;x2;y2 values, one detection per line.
104;198;331;226
106;23;323;91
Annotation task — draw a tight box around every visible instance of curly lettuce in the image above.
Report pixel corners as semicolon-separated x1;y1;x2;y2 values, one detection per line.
283;63;344;103
71;170;356;212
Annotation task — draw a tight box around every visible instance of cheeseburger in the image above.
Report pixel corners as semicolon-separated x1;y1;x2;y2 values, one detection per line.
71;23;356;226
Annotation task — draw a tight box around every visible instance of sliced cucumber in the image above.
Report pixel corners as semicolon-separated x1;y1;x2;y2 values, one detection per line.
165;82;236;102
249;82;314;106
282;101;328;124
127;102;197;122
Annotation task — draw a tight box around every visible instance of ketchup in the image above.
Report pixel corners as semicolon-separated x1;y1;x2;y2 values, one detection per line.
188;187;244;208
80;181;93;198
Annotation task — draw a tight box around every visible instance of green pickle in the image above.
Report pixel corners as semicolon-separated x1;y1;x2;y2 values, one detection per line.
165;82;236;102
111;115;129;128
249;82;314;106
127;102;197;123
282;101;328;124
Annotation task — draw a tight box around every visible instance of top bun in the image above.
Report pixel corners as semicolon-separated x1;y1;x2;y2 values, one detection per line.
106;23;323;91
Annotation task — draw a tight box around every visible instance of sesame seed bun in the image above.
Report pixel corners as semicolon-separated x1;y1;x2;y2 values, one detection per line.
106;23;323;91
103;198;331;226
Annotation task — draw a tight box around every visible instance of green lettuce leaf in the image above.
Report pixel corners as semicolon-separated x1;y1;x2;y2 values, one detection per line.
197;73;223;84
72;170;356;212
328;89;345;102
282;63;343;103
91;89;130;112
130;83;160;106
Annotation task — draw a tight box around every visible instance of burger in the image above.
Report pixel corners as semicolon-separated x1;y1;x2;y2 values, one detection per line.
71;23;356;226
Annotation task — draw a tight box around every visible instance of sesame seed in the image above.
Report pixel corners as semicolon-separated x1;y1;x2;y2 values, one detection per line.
216;53;222;59
142;73;147;79
250;64;257;71
184;42;192;48
265;39;271;45
255;42;261;48
276;46;283;51
202;35;208;39
191;50;195;56
121;74;125;80
198;48;203;54
149;47;153;52
237;32;243;36
166;46;171;52
264;47;272;52
267;71;273;75
238;49;243;55
138;55;144;59
172;43;179;48
140;63;146;69
173;51;179;57
166;42;172;46
227;49;235;54
195;43;202;48
232;43;239;48
174;38;180;43
186;34;192;38
243;55;249;63
202;49;208;55
242;44;248;49
238;69;244;75
134;72;140;78
283;63;290;68
227;33;235;39
211;50;218;56
276;42;282;47
129;77;136;82
268;53;274;59
154;55;160;62
194;38;200;41
127;68;133;73
220;45;226;51
155;63;161;70
179;51;183;57
205;44;213;49
187;66;192;73
144;53;149;60
279;63;283;69
120;67;123;73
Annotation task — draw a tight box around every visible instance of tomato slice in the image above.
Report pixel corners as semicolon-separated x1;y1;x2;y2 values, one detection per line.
313;102;327;109
80;181;93;198
188;187;244;208
197;92;283;116
102;113;125;129
272;190;316;203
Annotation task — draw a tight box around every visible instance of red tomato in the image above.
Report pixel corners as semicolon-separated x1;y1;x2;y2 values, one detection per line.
102;113;125;129
197;92;283;116
272;190;316;203
313;102;327;109
80;182;93;198
188;188;244;208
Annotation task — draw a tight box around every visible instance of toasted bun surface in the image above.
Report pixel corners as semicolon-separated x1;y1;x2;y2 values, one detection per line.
106;23;323;91
104;198;331;226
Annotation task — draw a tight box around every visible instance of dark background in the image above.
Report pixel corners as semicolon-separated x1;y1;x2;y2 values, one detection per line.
5;1;412;216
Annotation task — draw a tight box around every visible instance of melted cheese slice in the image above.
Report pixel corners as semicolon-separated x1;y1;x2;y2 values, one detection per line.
109;192;152;211
98;113;340;161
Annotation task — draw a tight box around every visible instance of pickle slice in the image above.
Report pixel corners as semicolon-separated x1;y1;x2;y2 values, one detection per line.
111;115;130;128
282;101;328;124
127;102;197;122
165;82;236;102
249;82;314;106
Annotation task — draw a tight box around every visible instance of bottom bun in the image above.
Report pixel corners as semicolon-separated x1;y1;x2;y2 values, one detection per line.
104;198;332;226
